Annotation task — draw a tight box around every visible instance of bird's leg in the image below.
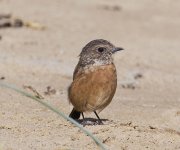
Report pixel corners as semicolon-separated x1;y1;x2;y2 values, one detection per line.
81;112;86;126
94;111;103;125
82;112;85;120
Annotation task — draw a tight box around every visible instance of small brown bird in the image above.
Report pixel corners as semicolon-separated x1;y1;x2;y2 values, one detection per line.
68;39;123;125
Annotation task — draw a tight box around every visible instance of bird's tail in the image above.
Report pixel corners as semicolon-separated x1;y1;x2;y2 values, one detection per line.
69;108;81;119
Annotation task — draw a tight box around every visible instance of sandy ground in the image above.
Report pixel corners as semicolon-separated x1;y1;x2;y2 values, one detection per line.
0;0;180;149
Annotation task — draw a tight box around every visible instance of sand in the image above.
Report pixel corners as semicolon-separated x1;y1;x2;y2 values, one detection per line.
0;0;180;149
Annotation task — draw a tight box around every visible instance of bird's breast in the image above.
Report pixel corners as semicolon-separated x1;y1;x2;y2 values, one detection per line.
68;64;117;112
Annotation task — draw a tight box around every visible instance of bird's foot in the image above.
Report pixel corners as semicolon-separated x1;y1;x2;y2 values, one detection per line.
81;119;103;126
97;120;104;125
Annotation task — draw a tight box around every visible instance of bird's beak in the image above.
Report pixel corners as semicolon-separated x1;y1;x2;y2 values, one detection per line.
112;47;124;53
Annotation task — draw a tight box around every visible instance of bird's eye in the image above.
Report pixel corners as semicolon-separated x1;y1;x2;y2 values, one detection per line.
97;47;105;53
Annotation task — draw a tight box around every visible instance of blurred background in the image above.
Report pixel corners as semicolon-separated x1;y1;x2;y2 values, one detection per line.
0;0;180;149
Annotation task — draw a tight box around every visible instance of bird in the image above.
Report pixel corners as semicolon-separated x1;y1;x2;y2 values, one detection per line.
68;39;124;125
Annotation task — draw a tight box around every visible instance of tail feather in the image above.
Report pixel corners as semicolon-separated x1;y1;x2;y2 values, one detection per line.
69;108;81;119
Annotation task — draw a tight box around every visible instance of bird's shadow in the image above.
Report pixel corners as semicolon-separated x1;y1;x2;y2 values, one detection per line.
76;118;109;126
